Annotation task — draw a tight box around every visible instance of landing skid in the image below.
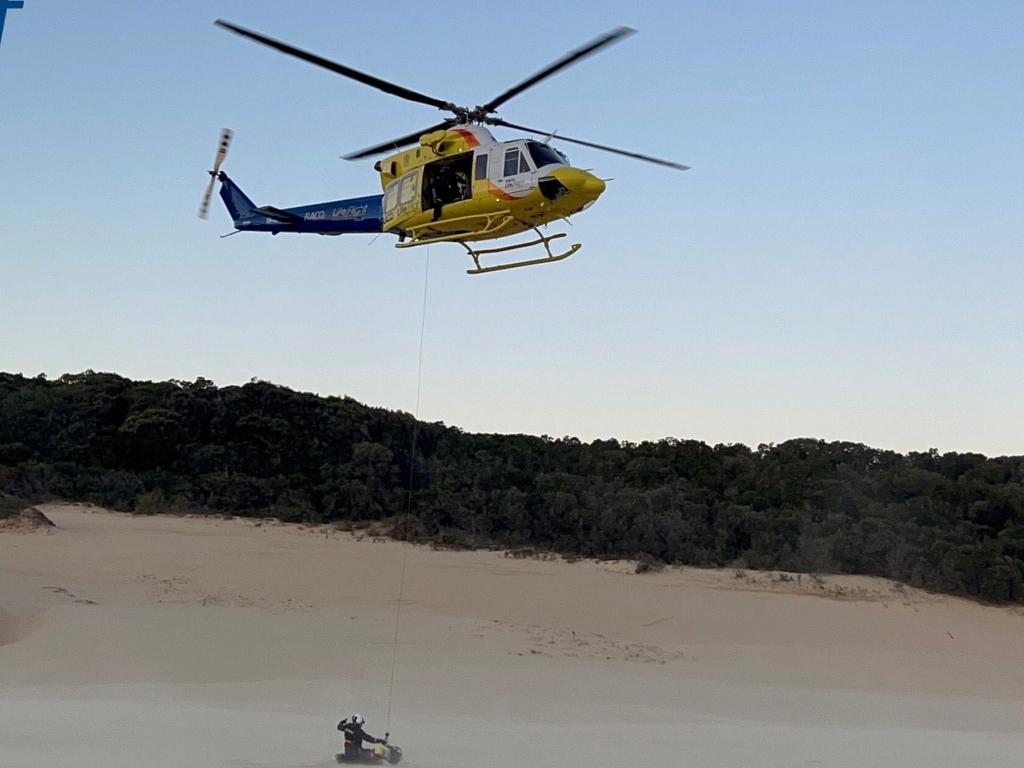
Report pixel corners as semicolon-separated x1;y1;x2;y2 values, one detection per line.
393;212;580;275
461;228;581;275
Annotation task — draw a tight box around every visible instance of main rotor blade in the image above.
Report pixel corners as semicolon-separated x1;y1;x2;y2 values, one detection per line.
482;27;635;112
342;120;457;160
490;119;690;171
215;20;454;111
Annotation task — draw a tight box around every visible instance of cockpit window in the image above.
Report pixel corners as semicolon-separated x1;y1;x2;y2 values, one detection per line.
503;147;532;176
527;141;566;169
503;148;521;177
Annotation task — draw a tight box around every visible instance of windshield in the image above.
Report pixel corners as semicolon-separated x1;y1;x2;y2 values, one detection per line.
527;141;567;169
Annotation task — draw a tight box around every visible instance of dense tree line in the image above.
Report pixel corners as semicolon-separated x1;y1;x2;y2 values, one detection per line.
1;371;1023;602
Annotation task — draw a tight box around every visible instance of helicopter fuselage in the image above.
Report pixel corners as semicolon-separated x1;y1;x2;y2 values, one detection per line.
375;125;605;244
221;126;605;251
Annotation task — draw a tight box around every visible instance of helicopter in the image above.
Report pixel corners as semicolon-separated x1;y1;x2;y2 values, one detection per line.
199;20;689;275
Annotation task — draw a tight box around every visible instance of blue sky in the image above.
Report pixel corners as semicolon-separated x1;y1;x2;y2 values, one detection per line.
2;1;1022;455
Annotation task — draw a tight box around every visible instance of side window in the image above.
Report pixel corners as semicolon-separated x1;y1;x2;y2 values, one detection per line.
383;169;421;223
519;152;531;174
398;173;417;207
383;180;400;219
503;148;521;177
475;153;489;180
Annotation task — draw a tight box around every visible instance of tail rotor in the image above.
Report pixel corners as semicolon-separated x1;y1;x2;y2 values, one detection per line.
198;128;234;219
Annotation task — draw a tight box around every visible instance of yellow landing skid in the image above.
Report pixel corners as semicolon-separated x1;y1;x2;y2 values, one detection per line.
392;212;580;275
462;231;581;275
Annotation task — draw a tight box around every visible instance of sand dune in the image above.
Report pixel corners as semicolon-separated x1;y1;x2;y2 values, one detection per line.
1;504;1022;767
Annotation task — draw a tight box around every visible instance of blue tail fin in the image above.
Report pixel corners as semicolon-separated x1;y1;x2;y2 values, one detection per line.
217;172;257;222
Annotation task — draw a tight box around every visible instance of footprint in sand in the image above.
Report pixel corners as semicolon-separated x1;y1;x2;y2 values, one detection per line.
42;586;99;606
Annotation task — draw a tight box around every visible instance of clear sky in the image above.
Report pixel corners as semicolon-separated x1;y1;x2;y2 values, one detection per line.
2;1;1022;456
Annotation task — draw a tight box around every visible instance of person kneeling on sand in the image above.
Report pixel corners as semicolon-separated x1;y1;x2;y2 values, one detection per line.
338;713;386;760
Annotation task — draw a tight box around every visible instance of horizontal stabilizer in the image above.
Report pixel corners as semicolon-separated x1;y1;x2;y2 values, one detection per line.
254;205;303;224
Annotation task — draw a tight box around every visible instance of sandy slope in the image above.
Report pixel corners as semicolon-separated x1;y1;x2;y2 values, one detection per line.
1;504;1022;768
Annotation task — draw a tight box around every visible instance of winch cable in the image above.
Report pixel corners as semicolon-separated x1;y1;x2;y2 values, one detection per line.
385;246;430;736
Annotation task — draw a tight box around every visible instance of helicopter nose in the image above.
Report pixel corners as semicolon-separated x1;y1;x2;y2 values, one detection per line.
550;167;606;201
580;175;606;198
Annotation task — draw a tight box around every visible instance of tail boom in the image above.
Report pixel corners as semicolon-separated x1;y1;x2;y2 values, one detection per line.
217;172;383;235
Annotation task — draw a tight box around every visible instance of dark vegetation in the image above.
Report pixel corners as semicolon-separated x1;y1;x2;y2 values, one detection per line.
2;371;1023;602
0;491;26;519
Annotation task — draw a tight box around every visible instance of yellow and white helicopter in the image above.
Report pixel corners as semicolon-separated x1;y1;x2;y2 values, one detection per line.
201;20;689;274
